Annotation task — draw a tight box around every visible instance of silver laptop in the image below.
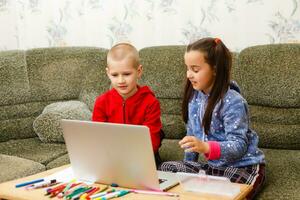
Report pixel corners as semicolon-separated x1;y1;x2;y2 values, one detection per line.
60;119;178;191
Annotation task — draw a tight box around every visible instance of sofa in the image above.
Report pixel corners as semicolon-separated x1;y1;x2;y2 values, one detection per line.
0;44;299;199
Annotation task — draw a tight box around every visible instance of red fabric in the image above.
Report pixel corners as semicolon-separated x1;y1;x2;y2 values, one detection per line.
92;85;162;153
204;141;221;160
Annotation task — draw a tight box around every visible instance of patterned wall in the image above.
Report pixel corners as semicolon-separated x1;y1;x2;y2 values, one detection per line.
0;0;299;51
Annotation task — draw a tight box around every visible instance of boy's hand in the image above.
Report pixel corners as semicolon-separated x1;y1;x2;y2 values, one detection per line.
179;136;210;154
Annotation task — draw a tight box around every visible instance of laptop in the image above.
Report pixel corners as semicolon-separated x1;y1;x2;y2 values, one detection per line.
60;119;178;191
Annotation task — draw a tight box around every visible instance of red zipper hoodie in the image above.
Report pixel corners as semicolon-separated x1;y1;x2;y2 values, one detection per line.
92;85;162;153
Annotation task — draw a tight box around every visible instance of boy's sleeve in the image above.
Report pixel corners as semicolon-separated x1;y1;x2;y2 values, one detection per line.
92;95;107;122
142;99;162;153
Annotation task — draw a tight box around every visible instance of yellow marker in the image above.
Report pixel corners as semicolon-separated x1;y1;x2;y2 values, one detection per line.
79;193;87;200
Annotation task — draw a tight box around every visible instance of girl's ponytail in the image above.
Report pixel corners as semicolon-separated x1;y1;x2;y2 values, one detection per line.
182;38;232;134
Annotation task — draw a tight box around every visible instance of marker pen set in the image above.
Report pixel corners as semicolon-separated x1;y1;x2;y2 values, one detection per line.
16;178;179;199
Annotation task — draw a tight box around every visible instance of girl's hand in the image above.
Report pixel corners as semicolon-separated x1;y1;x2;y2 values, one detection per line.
179;136;210;154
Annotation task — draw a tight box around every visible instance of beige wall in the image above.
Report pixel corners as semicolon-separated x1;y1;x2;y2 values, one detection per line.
0;0;299;51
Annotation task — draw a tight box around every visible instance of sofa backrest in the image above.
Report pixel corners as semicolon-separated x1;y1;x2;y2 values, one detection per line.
236;44;300;107
234;44;300;150
139;46;187;141
0;50;30;106
78;48;110;110
0;50;34;142
139;46;186;99
0;47;108;142
1;45;298;151
26;47;108;102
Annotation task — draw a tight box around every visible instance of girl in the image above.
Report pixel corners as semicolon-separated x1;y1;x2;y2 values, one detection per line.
160;38;265;200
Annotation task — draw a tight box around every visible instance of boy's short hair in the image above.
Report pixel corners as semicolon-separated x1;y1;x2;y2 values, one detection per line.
107;43;140;68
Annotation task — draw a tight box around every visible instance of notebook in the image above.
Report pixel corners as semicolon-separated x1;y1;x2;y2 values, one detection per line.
60;119;178;191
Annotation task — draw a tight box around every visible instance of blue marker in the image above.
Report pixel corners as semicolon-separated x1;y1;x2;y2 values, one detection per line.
15;178;44;188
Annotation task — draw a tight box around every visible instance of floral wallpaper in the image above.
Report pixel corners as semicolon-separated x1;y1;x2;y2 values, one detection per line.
0;0;299;51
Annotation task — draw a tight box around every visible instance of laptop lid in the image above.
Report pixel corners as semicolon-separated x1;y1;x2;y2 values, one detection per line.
61;119;177;191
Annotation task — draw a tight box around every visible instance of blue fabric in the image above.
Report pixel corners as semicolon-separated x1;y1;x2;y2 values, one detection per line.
184;83;265;167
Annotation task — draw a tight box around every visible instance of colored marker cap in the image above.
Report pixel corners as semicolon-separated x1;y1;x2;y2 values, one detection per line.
110;183;118;187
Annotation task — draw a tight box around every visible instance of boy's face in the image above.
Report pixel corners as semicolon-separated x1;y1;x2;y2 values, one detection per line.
106;59;142;99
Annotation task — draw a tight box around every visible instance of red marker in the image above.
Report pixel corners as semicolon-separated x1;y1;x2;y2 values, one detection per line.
84;187;100;200
46;183;67;195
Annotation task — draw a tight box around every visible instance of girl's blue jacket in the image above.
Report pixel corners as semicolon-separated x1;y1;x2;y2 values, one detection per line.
185;82;265;167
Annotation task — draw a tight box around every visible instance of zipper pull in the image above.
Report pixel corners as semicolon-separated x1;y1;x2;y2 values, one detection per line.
122;100;126;123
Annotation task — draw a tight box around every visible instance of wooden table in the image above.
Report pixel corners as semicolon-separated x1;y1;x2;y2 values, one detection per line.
0;165;252;200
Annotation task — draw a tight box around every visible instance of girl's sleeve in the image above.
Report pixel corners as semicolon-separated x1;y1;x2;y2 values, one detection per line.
218;96;249;163
184;119;199;162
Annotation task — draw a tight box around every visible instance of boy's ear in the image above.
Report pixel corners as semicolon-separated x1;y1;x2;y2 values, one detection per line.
137;64;143;78
106;67;109;75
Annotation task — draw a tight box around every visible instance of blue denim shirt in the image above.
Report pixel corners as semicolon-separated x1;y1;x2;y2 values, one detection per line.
184;84;265;167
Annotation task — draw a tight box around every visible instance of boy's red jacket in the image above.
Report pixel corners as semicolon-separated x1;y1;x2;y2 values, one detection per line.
92;86;162;153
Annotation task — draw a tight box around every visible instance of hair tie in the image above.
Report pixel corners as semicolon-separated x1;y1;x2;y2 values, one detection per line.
214;38;221;44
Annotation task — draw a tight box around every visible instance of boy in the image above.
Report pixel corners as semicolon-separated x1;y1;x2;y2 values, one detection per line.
92;43;163;166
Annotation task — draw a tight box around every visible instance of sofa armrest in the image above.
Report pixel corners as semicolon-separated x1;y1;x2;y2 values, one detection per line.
33;100;92;143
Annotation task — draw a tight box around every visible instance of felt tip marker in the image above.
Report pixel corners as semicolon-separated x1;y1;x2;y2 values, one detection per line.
15;178;44;188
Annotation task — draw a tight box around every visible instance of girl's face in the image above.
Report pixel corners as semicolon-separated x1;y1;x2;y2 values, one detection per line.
184;50;216;94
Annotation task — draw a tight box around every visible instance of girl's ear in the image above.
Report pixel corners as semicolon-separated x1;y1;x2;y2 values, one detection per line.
137;64;143;78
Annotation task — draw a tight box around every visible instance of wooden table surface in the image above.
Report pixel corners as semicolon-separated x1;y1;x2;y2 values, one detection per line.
0;165;252;200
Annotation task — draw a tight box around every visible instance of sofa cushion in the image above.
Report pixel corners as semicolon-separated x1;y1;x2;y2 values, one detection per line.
46;154;70;170
249;105;300;125
78;48;110;110
139;46;186;99
237;44;300;107
257;148;300;200
0;138;67;165
26;47;107;102
0;101;57;142
161;114;186;139
0;117;37;143
0;50;30;106
0;154;45;183
248;105;300;150
159;139;184;162
253;122;299;150
159;99;182;115
33;101;92;143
